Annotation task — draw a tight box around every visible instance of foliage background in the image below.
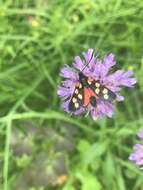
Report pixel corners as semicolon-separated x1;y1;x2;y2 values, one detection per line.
0;0;143;190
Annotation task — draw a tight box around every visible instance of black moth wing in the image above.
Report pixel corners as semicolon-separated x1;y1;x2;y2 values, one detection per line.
89;80;116;102
100;86;116;102
68;84;84;112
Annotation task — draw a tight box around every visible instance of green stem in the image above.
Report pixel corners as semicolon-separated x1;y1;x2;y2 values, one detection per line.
0;111;95;134
3;119;12;190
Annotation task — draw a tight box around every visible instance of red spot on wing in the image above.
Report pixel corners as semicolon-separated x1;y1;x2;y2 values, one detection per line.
83;88;97;107
88;77;94;82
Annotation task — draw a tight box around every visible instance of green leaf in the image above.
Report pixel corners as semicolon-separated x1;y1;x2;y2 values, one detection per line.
62;181;76;190
81;174;102;190
77;140;91;156
84;142;107;165
116;167;126;190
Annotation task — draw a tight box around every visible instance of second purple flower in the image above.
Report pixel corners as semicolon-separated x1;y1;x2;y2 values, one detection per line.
129;128;143;167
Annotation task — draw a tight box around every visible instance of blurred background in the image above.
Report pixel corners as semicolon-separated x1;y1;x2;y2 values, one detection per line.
0;0;143;190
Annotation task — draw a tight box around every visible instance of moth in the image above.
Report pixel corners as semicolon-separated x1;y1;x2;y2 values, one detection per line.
68;52;116;112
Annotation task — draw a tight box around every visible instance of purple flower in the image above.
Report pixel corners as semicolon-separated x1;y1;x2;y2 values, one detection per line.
57;48;136;119
129;129;143;167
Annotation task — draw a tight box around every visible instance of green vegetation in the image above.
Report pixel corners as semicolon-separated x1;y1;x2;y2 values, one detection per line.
0;0;143;189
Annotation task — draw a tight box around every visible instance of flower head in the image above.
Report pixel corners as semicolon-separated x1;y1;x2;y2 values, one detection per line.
57;48;136;119
129;128;143;167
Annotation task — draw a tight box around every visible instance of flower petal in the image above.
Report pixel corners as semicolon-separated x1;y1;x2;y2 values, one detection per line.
103;53;116;69
62;80;74;88
133;144;142;150
82;48;94;62
63;99;70;112
57;86;71;98
73;56;84;71
104;69;136;88
60;64;78;80
74;107;85;115
102;53;116;76
116;95;124;101
129;153;137;161
136;158;143;165
120;78;137;87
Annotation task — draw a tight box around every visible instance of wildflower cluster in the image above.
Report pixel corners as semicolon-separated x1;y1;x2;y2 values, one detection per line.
58;49;136;119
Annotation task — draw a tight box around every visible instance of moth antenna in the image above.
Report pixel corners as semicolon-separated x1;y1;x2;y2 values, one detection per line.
81;51;99;72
